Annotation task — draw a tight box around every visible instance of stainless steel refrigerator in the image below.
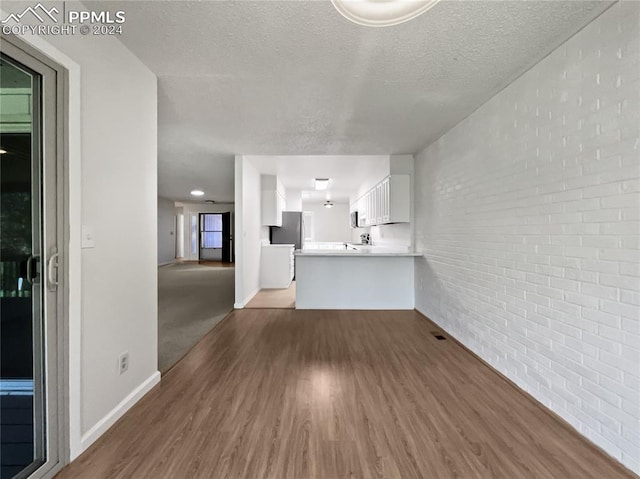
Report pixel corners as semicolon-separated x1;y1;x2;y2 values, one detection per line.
270;211;304;249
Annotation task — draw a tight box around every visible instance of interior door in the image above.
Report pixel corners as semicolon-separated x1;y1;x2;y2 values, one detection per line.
221;212;233;263
0;38;62;479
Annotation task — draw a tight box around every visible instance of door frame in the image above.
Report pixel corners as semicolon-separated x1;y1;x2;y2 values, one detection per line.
197;212;234;263
198;212;221;262
1;33;69;478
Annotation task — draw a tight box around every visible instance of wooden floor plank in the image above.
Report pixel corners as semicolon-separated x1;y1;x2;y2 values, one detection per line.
245;282;296;309
55;309;636;479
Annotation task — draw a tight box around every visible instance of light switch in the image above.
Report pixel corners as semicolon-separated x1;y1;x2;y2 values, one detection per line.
82;225;95;249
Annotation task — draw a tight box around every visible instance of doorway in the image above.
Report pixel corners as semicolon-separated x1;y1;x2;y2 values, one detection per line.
0;38;65;479
158;207;235;373
198;212;233;263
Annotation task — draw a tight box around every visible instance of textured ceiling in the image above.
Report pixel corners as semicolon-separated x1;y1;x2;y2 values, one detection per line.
246;155;390;202
106;0;612;202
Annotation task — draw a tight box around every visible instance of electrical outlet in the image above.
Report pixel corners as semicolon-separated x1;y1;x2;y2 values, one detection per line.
118;352;129;375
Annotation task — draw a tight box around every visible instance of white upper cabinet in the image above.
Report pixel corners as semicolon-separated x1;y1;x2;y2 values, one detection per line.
357;196;366;227
353;174;410;227
381;177;390;223
261;175;286;226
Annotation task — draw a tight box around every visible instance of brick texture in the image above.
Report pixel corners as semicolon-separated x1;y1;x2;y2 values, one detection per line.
414;2;640;474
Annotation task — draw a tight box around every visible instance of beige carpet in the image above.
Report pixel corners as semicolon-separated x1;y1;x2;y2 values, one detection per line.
245;281;296;309
158;262;234;373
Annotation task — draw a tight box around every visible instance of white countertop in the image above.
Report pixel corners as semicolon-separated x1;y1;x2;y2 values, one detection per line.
295;248;422;257
262;244;295;248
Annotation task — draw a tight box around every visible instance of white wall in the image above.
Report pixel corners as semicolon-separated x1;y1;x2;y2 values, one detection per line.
413;2;639;474
158;197;176;265
286;188;302;211
302;201;351;243
234;156;264;307
364;223;412;250
351;159;390;202
15;6;160;457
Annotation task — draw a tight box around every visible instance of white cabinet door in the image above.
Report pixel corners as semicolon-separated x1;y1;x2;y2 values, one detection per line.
262;190;287;226
358;196;366;227
261;191;278;226
387;175;410;223
261;173;287;226
277;192;285;219
260;245;294;288
370;188;377;226
381;177;390;223
375;183;383;224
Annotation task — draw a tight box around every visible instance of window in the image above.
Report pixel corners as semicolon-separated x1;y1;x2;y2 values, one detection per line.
303;211;314;241
191;214;197;255
200;214;222;249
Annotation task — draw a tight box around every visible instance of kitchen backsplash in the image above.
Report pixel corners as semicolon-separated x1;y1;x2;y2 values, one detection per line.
353;222;411;251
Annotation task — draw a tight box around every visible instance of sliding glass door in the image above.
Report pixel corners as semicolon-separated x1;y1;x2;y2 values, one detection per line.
1;36;62;479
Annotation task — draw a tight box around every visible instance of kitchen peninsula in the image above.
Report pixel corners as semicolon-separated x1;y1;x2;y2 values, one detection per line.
295;247;422;309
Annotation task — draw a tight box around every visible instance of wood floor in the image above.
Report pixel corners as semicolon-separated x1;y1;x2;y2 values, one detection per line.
55;310;635;479
246;282;296;309
172;259;235;268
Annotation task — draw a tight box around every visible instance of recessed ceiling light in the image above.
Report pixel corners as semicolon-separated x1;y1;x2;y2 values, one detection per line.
315;178;330;190
190;190;205;197
0;148;6;155
331;0;440;27
324;201;334;209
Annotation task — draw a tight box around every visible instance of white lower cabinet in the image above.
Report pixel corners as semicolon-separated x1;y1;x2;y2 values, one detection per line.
260;245;295;288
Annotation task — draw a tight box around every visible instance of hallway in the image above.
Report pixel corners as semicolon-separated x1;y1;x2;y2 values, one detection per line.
157;262;234;373
55;309;633;479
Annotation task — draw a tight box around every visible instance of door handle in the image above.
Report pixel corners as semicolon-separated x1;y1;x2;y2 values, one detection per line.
47;251;60;291
25;255;40;284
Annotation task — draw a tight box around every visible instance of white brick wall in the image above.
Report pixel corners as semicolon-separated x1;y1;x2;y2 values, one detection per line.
414;2;640;474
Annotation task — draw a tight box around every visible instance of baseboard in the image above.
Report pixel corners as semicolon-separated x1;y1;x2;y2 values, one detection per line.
234;287;260;309
79;371;161;453
158;260;175;267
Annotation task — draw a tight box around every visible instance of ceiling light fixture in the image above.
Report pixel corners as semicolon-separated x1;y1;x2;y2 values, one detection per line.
324;201;334;209
331;0;440;27
0;148;7;154
190;189;205;197
315;178;330;190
